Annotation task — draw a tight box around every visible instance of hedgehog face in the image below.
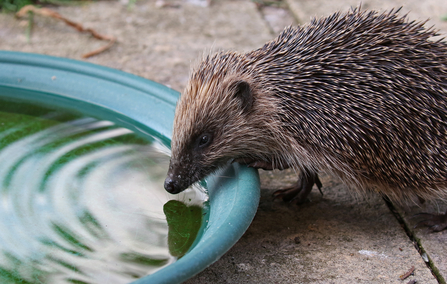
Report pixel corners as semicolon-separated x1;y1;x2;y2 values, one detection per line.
164;78;256;194
164;131;219;194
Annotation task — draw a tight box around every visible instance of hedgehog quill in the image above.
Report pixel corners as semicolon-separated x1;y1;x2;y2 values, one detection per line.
164;8;447;231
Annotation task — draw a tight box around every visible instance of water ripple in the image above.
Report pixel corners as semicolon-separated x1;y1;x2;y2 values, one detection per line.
0;109;207;284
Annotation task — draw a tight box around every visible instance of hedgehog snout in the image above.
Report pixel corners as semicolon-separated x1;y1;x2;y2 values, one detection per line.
164;175;182;194
164;166;190;194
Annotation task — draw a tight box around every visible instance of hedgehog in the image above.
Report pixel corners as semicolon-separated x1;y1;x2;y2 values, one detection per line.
164;8;447;231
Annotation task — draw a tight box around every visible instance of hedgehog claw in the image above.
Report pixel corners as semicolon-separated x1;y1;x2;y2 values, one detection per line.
272;169;322;204
413;210;447;232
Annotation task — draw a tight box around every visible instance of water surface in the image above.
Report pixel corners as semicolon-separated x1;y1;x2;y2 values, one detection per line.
0;99;208;284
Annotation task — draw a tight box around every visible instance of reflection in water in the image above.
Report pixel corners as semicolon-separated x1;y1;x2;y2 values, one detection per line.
0;105;208;284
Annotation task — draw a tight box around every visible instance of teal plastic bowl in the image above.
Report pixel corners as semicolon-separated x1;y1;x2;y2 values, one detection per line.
0;51;260;284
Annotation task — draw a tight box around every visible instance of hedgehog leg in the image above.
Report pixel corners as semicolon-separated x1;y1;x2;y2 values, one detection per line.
272;168;322;204
414;210;447;232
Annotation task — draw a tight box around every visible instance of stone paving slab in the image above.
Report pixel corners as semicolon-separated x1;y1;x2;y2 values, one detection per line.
0;0;272;91
1;0;446;283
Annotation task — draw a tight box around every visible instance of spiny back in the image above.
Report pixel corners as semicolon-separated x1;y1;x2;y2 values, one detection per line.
244;8;447;201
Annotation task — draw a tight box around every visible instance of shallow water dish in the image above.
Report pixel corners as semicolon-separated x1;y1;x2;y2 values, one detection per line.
0;51;260;284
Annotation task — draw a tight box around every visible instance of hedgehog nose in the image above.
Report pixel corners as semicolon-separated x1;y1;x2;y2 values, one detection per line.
164;176;181;194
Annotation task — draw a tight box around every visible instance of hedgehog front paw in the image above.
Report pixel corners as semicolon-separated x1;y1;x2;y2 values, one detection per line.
272;169;322;204
414;210;447;232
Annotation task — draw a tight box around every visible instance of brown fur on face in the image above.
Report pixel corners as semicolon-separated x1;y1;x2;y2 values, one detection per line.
165;8;447;203
165;52;289;193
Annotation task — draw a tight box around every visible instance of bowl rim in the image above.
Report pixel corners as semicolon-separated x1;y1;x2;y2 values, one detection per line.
0;51;260;284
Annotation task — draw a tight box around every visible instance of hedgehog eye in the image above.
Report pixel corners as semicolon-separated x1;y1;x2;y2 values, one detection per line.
197;133;213;148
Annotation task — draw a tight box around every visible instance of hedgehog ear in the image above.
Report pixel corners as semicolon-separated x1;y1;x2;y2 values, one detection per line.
231;80;253;113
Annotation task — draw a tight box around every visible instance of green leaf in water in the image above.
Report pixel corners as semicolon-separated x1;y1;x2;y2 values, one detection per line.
47;256;83;274
78;210;108;240
0;266;34;284
66;279;91;284
119;253;169;267
40;238;86;258
52;223;93;252
0;253;49;284
163;200;202;258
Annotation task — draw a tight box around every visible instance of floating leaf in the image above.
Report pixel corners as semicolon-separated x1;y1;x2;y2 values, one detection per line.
163;200;202;258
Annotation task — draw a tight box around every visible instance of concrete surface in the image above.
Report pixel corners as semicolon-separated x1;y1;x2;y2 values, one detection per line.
1;0;447;283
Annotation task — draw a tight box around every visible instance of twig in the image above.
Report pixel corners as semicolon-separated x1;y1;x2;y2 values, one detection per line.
399;266;415;280
16;5;116;58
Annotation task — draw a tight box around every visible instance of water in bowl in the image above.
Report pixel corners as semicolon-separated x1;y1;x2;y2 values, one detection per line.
0;99;208;284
